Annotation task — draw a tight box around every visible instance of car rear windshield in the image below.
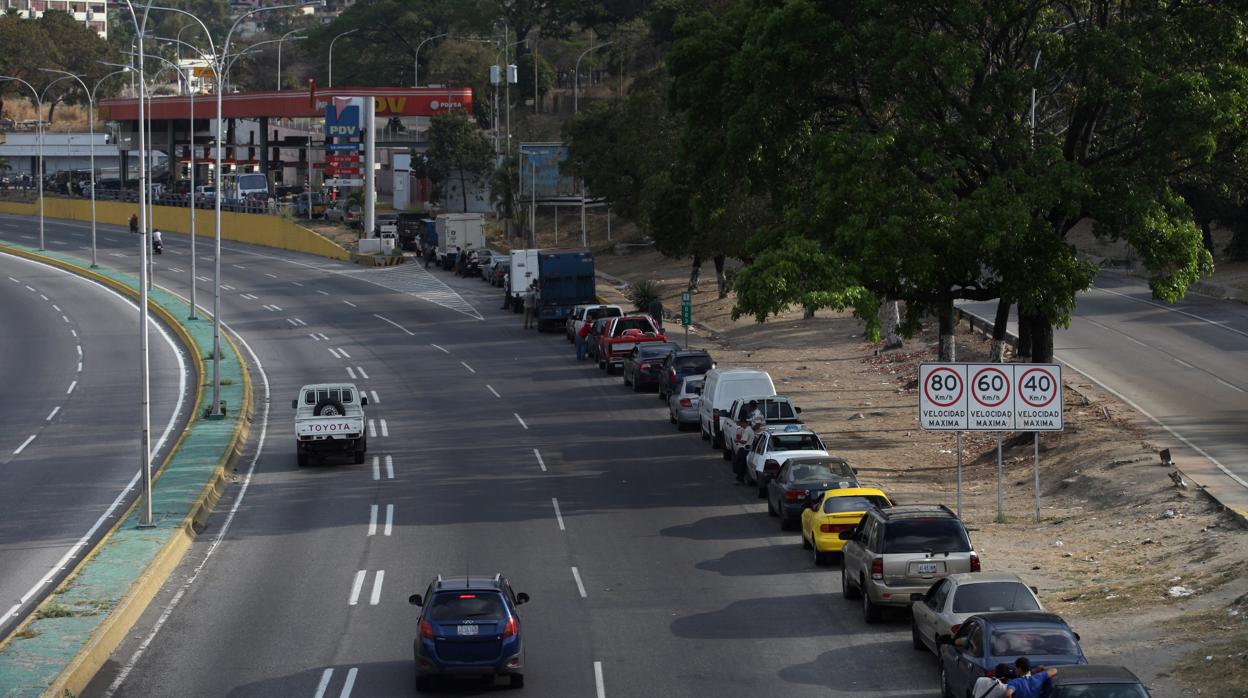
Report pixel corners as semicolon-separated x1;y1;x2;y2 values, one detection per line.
613;318;654;335
1049;685;1149;698
674;355;712;372
770;434;824;451
427;592;506;621
823;495;888;514
683;380;704;395
587;307;622;320
880;518;971;553
640;344;677;358
764;401;797;419
989;628;1078;657
789;461;854;482
952;582;1040;613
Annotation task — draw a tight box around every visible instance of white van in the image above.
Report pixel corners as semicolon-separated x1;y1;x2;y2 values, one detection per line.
507;249;540;312
698;368;776;448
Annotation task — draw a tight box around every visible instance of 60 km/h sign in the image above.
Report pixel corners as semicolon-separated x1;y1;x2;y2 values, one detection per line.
919;363;1063;432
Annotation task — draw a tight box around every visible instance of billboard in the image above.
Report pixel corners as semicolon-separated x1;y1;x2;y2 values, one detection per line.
519;143;577;198
325;97;364;187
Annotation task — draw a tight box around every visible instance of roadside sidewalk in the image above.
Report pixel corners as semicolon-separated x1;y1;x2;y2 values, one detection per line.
0;242;249;698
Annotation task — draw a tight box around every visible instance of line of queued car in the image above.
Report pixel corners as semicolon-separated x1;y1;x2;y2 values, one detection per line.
561;302;1155;698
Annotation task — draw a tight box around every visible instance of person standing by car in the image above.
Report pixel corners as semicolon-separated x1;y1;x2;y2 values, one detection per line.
972;664;1013;698
576;317;592;361
129;213;139;234
523;281;538;329
732;414;766;484
1007;658;1057;698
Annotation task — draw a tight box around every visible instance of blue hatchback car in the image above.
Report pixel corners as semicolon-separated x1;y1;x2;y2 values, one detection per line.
939;611;1087;698
409;574;530;691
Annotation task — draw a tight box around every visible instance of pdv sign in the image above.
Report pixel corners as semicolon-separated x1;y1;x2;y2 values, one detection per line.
324;96;363;138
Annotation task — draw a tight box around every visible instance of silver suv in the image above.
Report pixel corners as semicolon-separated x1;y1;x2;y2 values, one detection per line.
840;505;979;623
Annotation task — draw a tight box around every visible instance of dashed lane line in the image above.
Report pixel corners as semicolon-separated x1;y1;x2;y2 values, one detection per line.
343;299;357;308
13;434;36;455
384;505;393;536
374;314;415;336
66;380;77;394
369;390;379;404
460;361;475;374
369;571;384;606
46;406;60;421
487;384;500;398
356;366;369;379
385;455;394;479
367;419;375;437
430;343;449;354
346;366;358;379
368;505;378;536
552;498;565;531
534;448;547;472
514;413;528;430
372;456;380;481
348;571;366;606
571;567;587;598
337;347;351;358
328;348;342;359
595;661;606;698
379;419;389;437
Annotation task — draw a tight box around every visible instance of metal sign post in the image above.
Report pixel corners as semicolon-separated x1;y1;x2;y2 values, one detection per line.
955;432;963;520
1034;432;1041;522
996;435;1005;523
680;292;692;349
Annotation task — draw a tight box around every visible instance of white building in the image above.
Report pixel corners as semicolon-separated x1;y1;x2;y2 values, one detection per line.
0;132;134;177
0;0;108;38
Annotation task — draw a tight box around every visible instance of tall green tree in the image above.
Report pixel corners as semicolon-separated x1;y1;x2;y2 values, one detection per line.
0;15;59;119
37;11;116;122
420;112;494;212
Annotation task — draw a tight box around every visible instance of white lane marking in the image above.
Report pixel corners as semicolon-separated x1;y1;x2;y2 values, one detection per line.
1127;335;1147;347
195;275;211;283
487;384;500;398
313;668;333;698
340;667;358;698
514;413;528;430
49;240;69;246
328;348;342;359
368;505;378;536
374;314;415;336
534;448;547;472
343;299;357;308
287;318;301;327
372;456;380;481
25;285;36;292
70;330;77;338
385;455;394;479
367;418;376;437
220;284;235;291
337;347;351;358
384;505;393;536
267;304;284;311
1059;354;1248;488
356;366;369;379
292;317;307;326
7;276;17;283
571;566;587;598
369;571;384;606
77;361;82;373
109;252;125;258
62;314;70;323
264;272;277;278
39;293;48;300
317;289;330;295
1174;358;1194;369
1216;378;1245;393
66;380;77;394
552;498;565;531
240;293;259;300
231;264;247;269
292;281;304;287
310;333;321;341
460;361;475;374
169;267;184;273
347;366;358;380
317;333;330;341
379;419;389;437
431;343;449;354
594;661;605;698
1096;284;1248;339
348;570;367;606
52;304;61;311
13;434;36;455
46;406;60;421
76;345;83;357
369;390;379;404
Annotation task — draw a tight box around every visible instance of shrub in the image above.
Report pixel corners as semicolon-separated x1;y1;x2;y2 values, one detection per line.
628;279;663;312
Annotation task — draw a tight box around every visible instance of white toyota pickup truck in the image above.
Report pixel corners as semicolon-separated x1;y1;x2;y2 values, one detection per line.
293;383;368;467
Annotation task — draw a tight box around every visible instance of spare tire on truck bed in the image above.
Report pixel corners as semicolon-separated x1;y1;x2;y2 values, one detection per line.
314;398;346;416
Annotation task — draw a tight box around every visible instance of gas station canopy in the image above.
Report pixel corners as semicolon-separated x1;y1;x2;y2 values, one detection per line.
99;86;473;122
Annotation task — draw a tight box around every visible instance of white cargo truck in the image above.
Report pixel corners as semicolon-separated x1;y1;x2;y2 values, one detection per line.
435;212;486;269
507;248;540;312
293;383;368;466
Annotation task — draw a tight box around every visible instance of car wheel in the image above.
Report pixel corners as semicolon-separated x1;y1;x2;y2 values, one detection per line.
757;483;767;499
632;376;641;392
801;531;812;549
598;359;606;370
766;496;777;517
940;664;953;698
416;674;432;692
700;423;710;441
912;617;926;651
354;450;366;465
841;565;861;600
669;409;677;424
509;673;524;689
711;430;724;449
623;371;630;386
721;446;732;462
779;516;794;531
296;451;308;468
862;582;882;623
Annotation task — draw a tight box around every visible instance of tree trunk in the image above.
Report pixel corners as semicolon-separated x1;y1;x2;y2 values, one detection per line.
1201;222;1215;256
1031;316;1055;363
881;300;902;349
688;254;701;292
714;255;727;299
803;306;815;319
937;299;955;361
459;165;468;213
1016;304;1033;360
990;297;1011;363
46;97;58;126
1229;212;1248;261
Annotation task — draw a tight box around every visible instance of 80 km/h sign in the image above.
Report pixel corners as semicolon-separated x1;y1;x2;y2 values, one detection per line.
919;363;1063;432
919;364;968;430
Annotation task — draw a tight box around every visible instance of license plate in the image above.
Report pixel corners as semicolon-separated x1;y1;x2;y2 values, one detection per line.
912;562;942;576
457;624;479;636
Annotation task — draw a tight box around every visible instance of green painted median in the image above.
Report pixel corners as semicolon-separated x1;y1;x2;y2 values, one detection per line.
0;241;249;698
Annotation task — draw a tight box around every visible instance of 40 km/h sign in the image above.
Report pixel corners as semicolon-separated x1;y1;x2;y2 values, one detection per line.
919;363;1063;432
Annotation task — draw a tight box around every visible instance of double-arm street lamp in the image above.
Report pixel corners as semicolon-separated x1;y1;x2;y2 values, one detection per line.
413;33;449;88
328;28;358;87
277;29;306;91
573;41;614;114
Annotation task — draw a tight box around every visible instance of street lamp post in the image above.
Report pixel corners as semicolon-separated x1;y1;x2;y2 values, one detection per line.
276;29;305;91
574;40;613;114
413;33;449;87
38;68;127;269
0;76;45;251
328;28;358;87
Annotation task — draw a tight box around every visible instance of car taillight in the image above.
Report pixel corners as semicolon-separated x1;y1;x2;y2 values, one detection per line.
870;557;883;580
784;489;807;501
420;619;434;639
679;398;692;407
669;369;677;383
501;616;518;639
819;524;852;533
970;553;981;572
950;624;961;636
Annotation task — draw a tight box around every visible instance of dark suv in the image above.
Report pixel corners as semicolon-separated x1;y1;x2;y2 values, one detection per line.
656;350;715;400
839;504;978;623
408;574;530;690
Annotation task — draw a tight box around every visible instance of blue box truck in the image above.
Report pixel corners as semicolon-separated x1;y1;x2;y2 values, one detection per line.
537;250;596;331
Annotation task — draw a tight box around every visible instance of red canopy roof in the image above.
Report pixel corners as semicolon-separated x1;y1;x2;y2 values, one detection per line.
99;86;473;121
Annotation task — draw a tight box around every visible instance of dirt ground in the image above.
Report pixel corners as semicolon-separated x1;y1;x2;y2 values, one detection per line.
583;238;1248;698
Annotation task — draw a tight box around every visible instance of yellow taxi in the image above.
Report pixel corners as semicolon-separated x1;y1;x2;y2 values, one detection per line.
800;487;892;566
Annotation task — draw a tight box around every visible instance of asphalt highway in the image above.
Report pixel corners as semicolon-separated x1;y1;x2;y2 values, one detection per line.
0;244;189;640
0;213;951;697
962;271;1248;488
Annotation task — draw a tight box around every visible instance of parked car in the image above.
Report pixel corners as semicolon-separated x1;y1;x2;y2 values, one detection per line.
911;572;1043;656
1044;665;1152;698
744;427;829;497
668;376;705;430
408;574;531;691
800;486;891;565
566;304;623;343
765;456;861;530
841;504;980;623
596;315;667;372
721;395;805;462
656;349;714;401
622;342;682;391
698;368;776;449
584;317;613;364
487;255;510;286
938;612;1087;698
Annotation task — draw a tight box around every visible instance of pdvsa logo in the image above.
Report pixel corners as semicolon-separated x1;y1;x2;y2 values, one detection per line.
430;100;464;110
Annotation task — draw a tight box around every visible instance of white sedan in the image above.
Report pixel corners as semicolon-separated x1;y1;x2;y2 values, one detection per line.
910;571;1043;656
743;428;828;497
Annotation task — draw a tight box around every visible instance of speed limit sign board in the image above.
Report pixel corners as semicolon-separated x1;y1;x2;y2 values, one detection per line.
920;363;1062;432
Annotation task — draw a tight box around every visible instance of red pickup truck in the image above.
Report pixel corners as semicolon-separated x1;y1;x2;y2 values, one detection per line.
596;315;666;372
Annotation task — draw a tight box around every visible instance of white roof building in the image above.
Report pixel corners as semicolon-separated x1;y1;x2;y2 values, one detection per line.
0;0;108;38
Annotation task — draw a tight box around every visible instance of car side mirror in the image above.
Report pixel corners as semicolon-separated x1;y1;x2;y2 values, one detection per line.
1073;632;1080;642
291;399;298;409
851;468;859;475
910;593;925;602
360;396;368;406
1030;586;1039;594
795;406;802;414
936;635;952;646
515;592;530;605
838;530;854;540
408;594;423;606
